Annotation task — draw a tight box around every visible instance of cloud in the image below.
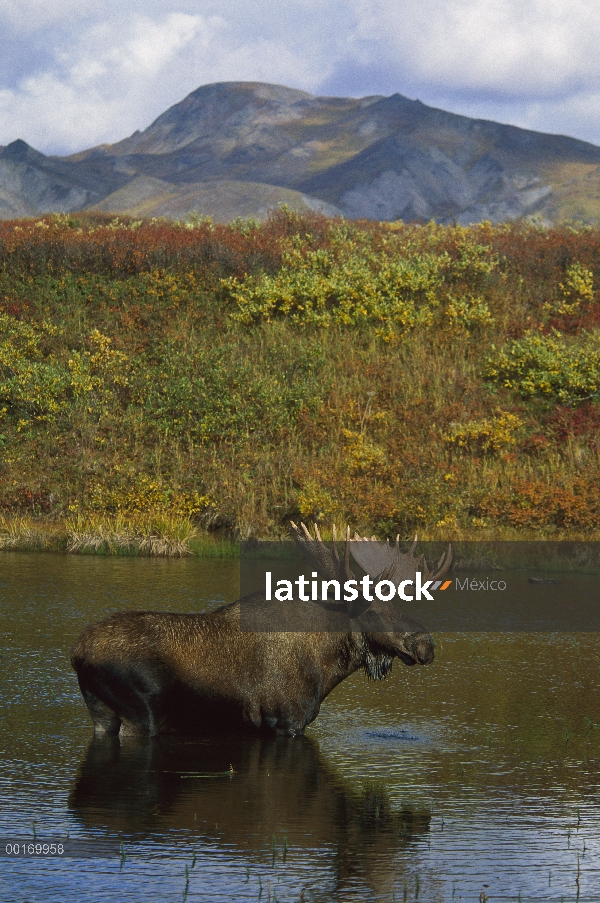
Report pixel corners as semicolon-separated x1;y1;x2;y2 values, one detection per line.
362;0;600;97
0;0;97;31
0;11;226;151
58;13;214;88
1;0;599;154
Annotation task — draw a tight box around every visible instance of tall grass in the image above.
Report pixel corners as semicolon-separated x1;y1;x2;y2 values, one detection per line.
0;513;199;556
65;513;197;556
0;515;63;551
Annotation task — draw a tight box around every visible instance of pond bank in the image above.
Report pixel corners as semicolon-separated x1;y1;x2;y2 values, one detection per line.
1;514;599;571
0;513;238;558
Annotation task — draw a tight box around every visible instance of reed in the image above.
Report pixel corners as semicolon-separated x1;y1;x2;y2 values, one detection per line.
0;512;240;558
65;512;198;557
187;536;239;558
182;864;189;902
0;516;64;551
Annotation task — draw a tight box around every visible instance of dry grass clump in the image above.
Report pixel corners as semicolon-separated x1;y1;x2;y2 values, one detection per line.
0;516;64;551
65;513;198;557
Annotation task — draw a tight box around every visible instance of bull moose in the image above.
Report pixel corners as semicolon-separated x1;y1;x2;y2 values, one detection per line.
71;524;451;736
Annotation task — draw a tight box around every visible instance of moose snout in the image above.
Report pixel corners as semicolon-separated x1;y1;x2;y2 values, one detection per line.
406;632;435;665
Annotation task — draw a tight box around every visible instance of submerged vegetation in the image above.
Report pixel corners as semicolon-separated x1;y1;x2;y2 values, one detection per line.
0;209;599;551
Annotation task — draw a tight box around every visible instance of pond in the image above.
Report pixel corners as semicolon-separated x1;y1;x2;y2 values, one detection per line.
0;552;599;902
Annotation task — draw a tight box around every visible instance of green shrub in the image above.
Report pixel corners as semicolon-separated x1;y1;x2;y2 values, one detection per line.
484;331;600;404
0;313;68;425
222;244;447;332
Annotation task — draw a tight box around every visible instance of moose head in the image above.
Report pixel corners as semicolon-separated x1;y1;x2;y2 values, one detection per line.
289;521;451;677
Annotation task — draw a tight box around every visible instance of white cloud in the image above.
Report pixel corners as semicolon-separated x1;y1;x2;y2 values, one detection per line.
0;0;96;30
0;11;228;150
366;0;600;98
1;0;600;154
58;13;216;86
120;13;208;75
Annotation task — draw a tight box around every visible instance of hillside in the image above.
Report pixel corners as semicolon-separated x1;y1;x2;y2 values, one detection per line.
2;81;600;223
0;211;599;544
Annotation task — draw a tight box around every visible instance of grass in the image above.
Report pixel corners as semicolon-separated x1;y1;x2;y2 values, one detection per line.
0;513;243;557
65;512;198;556
0;515;64;551
0;513;201;557
0;210;599;546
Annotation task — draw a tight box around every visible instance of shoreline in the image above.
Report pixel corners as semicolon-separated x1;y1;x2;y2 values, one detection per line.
1;514;599;572
0;514;237;558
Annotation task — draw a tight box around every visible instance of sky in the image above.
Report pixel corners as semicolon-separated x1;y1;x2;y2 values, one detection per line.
1;0;600;156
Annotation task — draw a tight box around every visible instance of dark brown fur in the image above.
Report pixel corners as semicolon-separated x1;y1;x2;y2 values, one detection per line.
71;596;434;737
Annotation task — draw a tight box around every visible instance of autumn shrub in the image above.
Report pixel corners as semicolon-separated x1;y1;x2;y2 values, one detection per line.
477;478;600;530
484;330;600;403
220;224;499;338
443;412;523;455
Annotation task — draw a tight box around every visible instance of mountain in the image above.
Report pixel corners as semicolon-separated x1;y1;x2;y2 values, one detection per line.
0;139;129;218
3;81;600;224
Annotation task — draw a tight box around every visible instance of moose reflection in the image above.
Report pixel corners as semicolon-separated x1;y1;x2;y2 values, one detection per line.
69;732;431;899
71;524;451;736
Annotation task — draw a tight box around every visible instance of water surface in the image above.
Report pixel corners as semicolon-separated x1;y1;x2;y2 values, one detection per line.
0;552;599;902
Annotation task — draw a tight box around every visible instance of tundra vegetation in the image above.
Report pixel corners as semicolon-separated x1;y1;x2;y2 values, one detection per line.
0;209;599;553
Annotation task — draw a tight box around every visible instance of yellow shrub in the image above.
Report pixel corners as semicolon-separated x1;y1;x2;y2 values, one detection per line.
83;474;211;518
545;262;595;314
296;482;338;522
443;412;523;454
341;429;387;474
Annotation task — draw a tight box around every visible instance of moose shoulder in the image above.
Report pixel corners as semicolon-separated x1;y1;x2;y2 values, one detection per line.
71;525;451;737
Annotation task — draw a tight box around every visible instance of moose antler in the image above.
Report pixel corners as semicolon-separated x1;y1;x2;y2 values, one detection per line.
289;521;354;583
290;522;452;587
349;532;452;585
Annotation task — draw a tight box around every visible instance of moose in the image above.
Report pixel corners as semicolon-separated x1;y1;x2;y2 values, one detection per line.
71;524;451;736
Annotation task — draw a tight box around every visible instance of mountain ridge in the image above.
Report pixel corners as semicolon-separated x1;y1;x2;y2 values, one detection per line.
2;81;600;224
